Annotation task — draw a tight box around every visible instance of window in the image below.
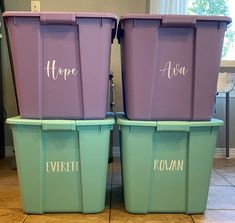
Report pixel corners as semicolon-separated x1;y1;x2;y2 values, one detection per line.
149;0;235;61
187;0;235;60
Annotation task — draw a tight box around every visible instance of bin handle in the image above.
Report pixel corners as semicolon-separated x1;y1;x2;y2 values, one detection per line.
156;122;190;132
162;15;196;27
42;121;76;131
40;13;76;24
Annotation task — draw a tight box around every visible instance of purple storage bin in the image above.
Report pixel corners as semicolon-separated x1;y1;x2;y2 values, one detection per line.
117;14;231;121
3;12;117;119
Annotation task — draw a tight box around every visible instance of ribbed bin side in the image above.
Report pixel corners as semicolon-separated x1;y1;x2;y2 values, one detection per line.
77;125;111;213
121;125;155;214
117;118;223;214
77;18;113;119
4;12;116;119
7;117;114;214
7;17;41;118
148;130;188;213
121;19;162;120
12;124;45;214
187;126;219;213
118;15;231;120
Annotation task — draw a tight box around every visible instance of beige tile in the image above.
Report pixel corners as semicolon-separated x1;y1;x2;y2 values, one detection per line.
213;159;235;176
0;173;19;186
25;208;110;223
107;162;113;185
223;176;235;186
7;156;17;170
213;159;235;185
0;164;17;179
110;208;194;223
207;186;235;209
0;184;22;209
0;161;22;210
112;157;121;167
111;157;122;185
105;184;112;208
192;210;235;223
0;158;10;169
216;170;235;179
111;184;123;209
0;157;17;169
0;158;18;181
210;170;230;186
213;158;235;167
0;208;27;223
0;164;18;184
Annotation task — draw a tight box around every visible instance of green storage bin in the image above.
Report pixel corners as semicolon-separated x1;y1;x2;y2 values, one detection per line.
7;116;115;214
117;117;223;214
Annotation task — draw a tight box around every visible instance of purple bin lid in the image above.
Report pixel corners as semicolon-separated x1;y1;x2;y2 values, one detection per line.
117;14;232;41
3;11;117;41
3;11;117;20
119;14;231;23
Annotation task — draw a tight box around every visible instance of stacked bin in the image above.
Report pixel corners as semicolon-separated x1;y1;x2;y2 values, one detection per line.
4;12;117;213
117;14;231;213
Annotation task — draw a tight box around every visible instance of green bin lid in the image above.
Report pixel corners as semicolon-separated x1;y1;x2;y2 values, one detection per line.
7;116;115;127
117;117;224;127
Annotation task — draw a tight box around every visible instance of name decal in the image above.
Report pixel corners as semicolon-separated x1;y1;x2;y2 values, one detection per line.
46;161;79;172
153;159;184;171
160;61;188;79
45;60;78;80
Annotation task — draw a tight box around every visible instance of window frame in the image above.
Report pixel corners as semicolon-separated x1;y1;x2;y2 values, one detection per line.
148;0;235;74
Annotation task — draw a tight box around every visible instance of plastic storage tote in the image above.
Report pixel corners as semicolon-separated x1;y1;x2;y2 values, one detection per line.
3;12;117;119
117;14;231;121
7;116;115;214
117;117;223;214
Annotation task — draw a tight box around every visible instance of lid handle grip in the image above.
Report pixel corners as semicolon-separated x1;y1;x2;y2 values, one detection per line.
40;13;76;24
156;123;190;132
162;15;196;27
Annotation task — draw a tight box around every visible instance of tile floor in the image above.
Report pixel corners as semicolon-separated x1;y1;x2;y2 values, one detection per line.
0;157;235;223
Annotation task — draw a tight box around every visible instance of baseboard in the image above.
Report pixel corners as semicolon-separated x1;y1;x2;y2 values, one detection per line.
214;148;235;159
5;146;15;157
112;146;120;158
113;147;235;159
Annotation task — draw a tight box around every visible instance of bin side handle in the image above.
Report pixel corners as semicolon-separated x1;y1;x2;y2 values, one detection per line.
156;122;190;132
162;15;196;27
40;13;76;24
42;121;76;131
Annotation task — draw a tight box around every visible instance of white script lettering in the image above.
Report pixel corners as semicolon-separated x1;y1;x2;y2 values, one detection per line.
160;61;188;79
45;60;78;80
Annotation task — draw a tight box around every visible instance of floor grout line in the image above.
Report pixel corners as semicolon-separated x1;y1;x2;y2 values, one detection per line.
214;169;234;186
190;214;196;223
22;215;28;223
108;162;114;223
